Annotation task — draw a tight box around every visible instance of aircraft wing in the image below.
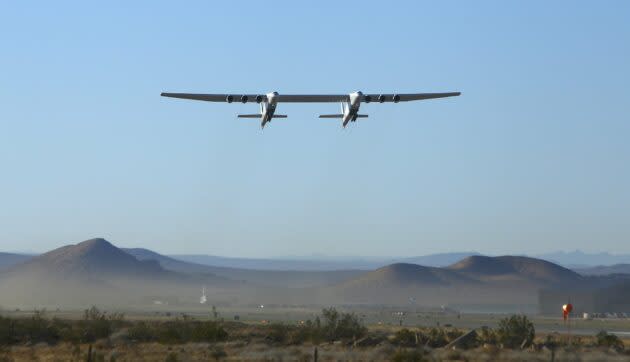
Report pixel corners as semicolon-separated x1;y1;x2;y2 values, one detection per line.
160;93;264;102
160;93;350;103
160;92;460;103
363;92;461;102
276;92;461;103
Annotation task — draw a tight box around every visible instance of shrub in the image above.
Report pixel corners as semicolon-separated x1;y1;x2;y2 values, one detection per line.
390;348;427;362
290;320;321;344
425;327;448;348
320;307;367;342
19;310;61;345
210;345;227;360
0;317;16;346
596;331;624;351
78;306;125;342
393;328;417;346
476;326;497;345
267;323;290;343
496;315;535;349
127;322;153;342
165;352;179;362
128;319;227;344
190;321;228;342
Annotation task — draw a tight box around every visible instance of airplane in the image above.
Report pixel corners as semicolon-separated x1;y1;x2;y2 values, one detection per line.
160;91;460;128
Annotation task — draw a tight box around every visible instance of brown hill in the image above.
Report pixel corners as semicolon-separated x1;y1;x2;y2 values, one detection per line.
12;238;168;278
0;238;232;308
340;263;474;288
447;255;581;284
329;256;586;306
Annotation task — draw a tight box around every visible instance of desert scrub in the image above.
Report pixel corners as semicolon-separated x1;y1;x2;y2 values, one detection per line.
266;323;291;344
320;307;367;342
0;310;61;345
390;348;427;362
128;319;228;344
496;314;535;349
392;328;418;347
279;308;368;344
476;326;497;346
596;330;624;351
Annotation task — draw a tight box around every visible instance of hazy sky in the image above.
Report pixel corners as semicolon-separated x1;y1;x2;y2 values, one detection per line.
1;1;629;257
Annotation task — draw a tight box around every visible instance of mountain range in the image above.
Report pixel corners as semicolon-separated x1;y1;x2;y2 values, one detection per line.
3;238;624;310
5;247;630;272
0;252;31;271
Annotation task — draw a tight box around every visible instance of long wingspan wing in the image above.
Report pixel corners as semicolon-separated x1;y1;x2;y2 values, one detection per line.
160;93;265;102
364;92;461;102
161;92;461;103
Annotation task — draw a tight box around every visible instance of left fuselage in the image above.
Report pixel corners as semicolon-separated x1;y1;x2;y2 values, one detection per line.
342;91;363;127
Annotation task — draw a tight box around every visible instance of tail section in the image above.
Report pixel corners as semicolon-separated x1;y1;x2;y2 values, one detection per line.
356;114;368;118
319;114;344;118
272;115;287;118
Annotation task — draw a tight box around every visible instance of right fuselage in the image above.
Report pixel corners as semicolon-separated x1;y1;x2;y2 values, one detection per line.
260;92;279;128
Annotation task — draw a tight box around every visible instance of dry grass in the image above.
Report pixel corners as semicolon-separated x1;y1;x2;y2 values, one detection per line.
2;341;630;361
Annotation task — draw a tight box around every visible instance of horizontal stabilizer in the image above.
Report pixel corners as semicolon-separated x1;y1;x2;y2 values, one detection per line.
319;114;343;118
273;115;287;118
237;114;261;118
356;114;368;118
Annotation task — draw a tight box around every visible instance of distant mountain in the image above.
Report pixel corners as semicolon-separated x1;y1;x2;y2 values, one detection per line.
448;255;580;284
338;263;475;288
11;238;169;279
0;238;230;307
169;252;481;271
330;255;585;306
125;247;363;288
535;250;630;267
0;252;31;271
574;264;630;276
123;248;215;274
2;239;627;310
397;252;481;267
169;254;383;271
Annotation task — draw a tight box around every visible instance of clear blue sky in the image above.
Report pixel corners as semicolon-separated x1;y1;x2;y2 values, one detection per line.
1;1;628;257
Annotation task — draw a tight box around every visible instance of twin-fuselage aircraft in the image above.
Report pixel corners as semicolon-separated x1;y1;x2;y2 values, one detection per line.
161;91;460;128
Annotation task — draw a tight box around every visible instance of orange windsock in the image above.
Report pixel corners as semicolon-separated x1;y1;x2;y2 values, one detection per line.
563;303;573;313
562;303;573;320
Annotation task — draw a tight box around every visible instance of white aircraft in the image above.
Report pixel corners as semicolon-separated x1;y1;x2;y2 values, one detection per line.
161;90;460;128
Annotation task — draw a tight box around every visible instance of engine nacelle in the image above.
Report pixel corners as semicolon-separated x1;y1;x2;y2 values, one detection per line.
378;94;385;103
364;95;372;103
241;95;249;103
255;95;263;103
393;94;400;103
226;95;234;103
